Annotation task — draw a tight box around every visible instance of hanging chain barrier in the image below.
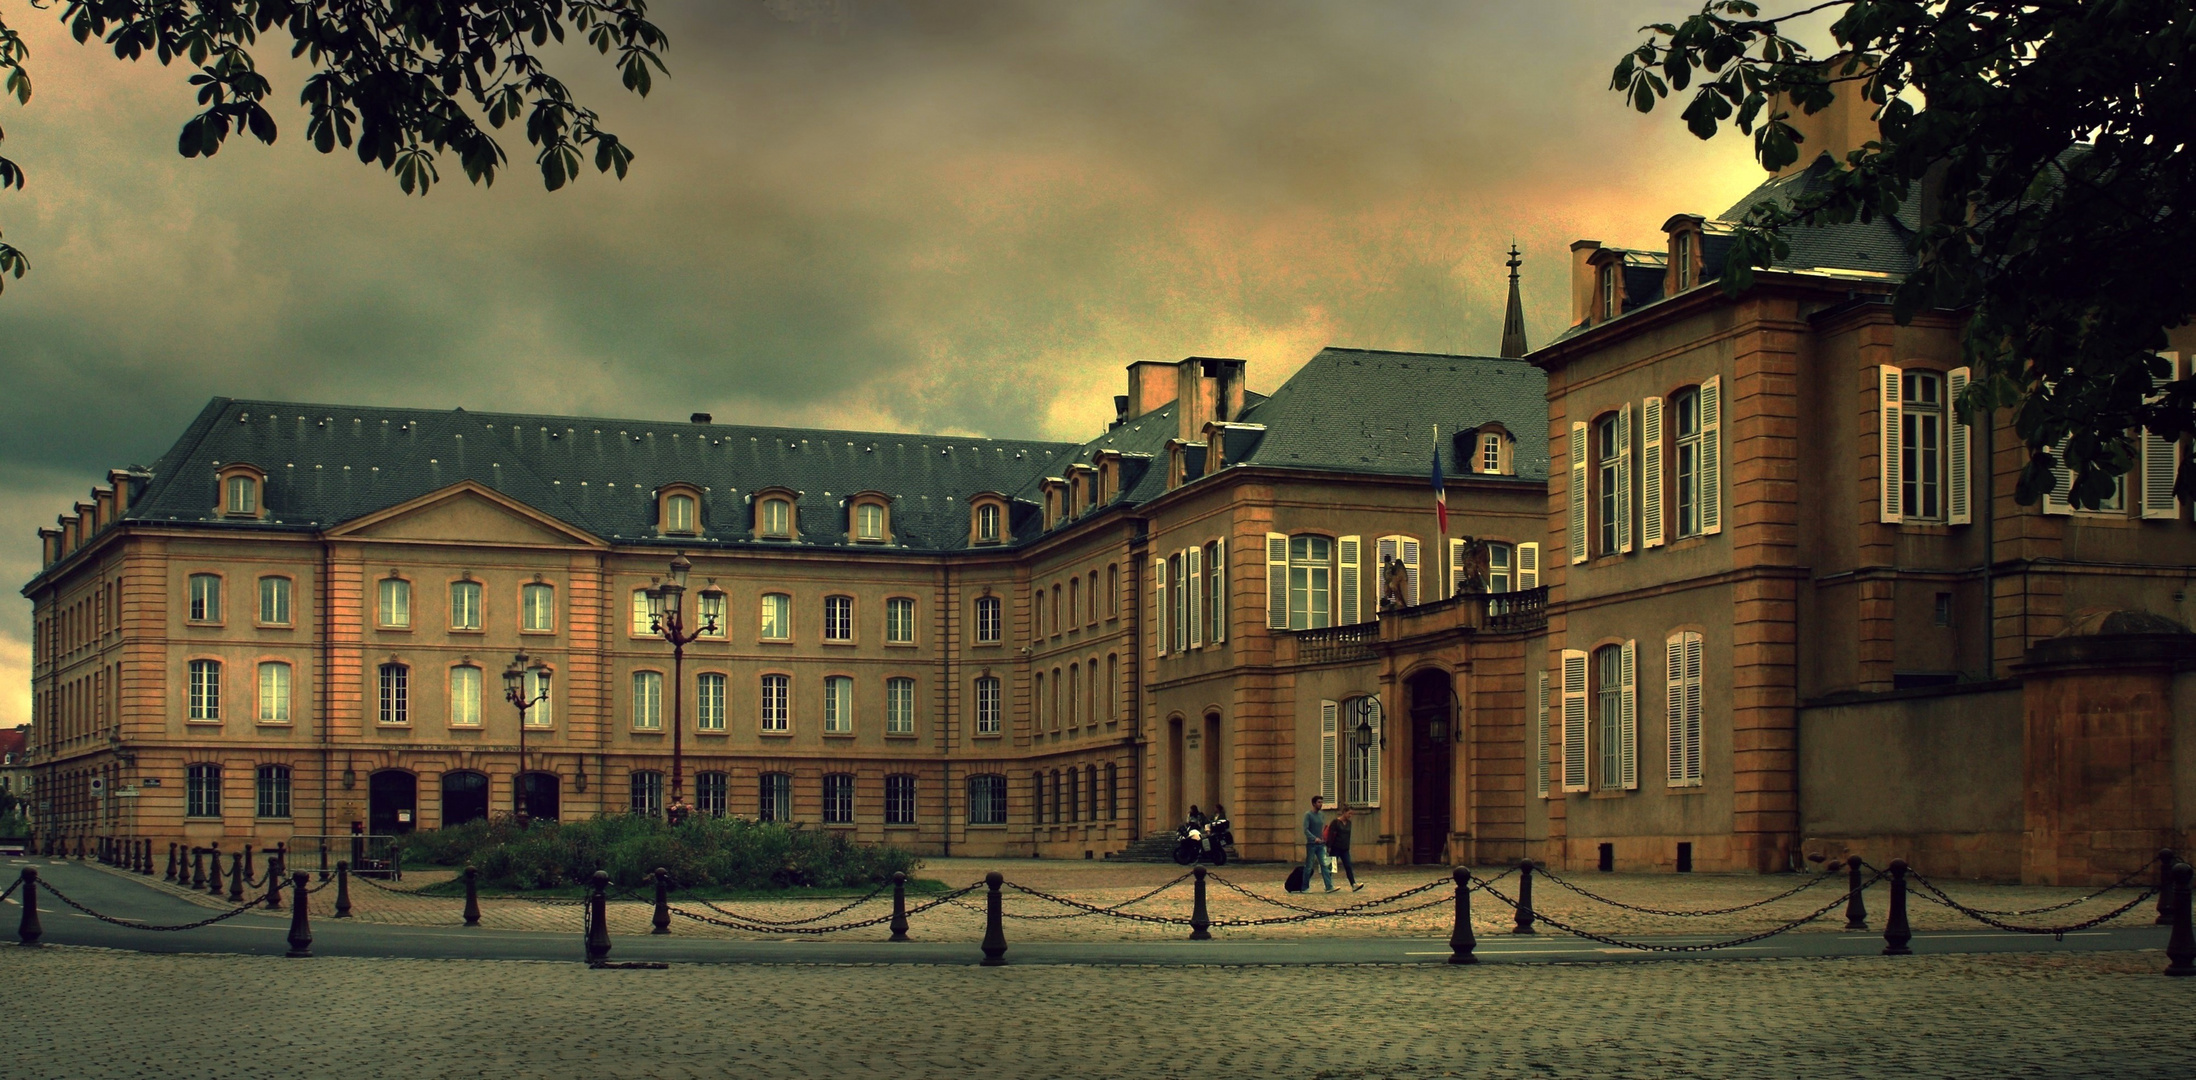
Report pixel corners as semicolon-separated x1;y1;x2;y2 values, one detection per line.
1903;866;2158;940
1532;863;1833;917
1203;872;1457;919
1472;869;1884;953
0;876;19;905
1890;854;2162;918
352;873;468;898
943;872;1198;921
36;879;272;932
668;882;985;935
696;883;893;927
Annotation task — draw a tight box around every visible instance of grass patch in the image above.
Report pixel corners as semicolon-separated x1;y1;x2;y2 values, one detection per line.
395;814;925;893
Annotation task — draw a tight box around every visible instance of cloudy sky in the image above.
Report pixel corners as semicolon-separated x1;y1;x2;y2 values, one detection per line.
0;0;1784;725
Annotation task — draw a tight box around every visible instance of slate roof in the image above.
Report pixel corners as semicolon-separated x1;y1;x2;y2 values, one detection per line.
1716;155;1918;276
105;348;1549;562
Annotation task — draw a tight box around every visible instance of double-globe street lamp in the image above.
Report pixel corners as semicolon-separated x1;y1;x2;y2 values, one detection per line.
503;653;552;825
646;553;723;824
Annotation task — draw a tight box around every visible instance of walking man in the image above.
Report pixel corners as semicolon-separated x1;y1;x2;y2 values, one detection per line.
1303;795;1335;893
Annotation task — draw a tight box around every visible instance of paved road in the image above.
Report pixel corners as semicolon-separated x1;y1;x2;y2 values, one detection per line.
5;857;2180;969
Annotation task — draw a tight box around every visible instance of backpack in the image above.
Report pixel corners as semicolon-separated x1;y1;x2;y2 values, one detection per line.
1285;866;1308;893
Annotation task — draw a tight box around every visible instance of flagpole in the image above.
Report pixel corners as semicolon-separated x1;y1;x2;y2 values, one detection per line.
1434;424;1444;538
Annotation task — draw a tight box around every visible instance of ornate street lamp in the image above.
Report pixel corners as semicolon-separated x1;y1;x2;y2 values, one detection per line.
503;652;552;825
649;553;722;824
1353;696;1384;750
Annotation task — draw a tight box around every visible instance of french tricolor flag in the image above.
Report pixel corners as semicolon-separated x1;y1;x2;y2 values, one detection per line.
1431;435;1448;536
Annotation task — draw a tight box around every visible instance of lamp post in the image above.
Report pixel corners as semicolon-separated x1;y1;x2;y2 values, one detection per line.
1353;696;1383;752
503;652;552;826
647;554;723;824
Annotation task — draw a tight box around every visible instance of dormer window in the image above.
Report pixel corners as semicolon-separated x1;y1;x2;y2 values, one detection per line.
849;494;891;543
1599;263;1618;322
754;490;797;540
1674;230;1694;291
968;494;1010;546
979;503;1001;542
666;494;696;533
657;484;703;536
216;464;266;519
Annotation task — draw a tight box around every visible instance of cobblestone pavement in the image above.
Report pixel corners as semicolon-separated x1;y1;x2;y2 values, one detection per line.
2;945;2185;1079
119;856;2168;944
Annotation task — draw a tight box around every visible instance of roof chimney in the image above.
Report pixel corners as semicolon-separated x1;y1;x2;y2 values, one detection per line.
1771;56;1881;179
1569;240;1602;327
1176;357;1245;447
690;413;712;424
1124;361;1177;421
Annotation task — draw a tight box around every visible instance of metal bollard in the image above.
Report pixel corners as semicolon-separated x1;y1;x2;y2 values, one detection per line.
16;868;42;947
243;844;255;885
1189;865;1212;941
190;847;206;890
266;858;284;911
2156;849;2177;926
285;872;312;958
334;861;352;918
1449;868;1478;965
1513;859;1537;935
139;839;152;875
463;866;481;928
2164;862;2194;978
888;872;910;942
207;843;225;897
584;870;612;965
74;834;84;860
228;853;246;904
165;843;177;882
980;871;1007;966
650;867;670;935
1844;856;1869;930
1882;859;1912;956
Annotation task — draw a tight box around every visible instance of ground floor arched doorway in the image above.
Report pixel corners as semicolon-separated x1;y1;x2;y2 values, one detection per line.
441;770;489;827
369;770;417;835
519;772;561;822
1406;670;1454;863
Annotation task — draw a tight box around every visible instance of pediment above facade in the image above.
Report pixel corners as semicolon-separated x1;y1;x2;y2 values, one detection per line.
326;482;605;548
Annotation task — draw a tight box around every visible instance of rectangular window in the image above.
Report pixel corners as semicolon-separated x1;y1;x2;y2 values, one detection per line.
227;474;257;515
974;676;1001;735
761;499;791;538
886;597;915;644
1487;543;1512;593
378;578;411;628
760;674;790;732
631;671;663;729
1934;592;1954;628
967;774;1007;825
698;590;726;638
259;577;291;625
1598;415;1621;555
522;668;552;728
187;763;221;818
378;664;408;725
886;676;916;735
975;596;1002;643
760;594;791;640
256;662;289;724
885;774;916;825
823;674;854;733
188;574;221;623
255;765;290;819
1666;631;1705;786
1482;432;1503;474
856;502;885;541
630;771;663;816
823;773;855;824
1597;647;1623;791
697;771;727;817
1900;372;1945;521
1674;390;1703;539
760;772;792;822
665;493;696;533
188;659;221;721
449;665;482;727
978;503;1001;541
449;580;483;630
521;583;555;632
696;673;726;731
632;589;655;636
1287;536;1332;630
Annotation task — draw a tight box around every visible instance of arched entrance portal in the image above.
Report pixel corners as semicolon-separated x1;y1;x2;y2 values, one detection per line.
441;771;489;827
369;770;418;835
1406;670;1454;863
519;772;561;822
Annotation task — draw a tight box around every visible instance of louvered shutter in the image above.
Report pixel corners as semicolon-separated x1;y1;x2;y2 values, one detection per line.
1210;538;1226;643
1401;538;1421;606
1699;376;1723;535
1618;638;1638;790
1319;700;1339;806
1560;649;1589;792
2141;353;2181;519
1879;365;1904;522
1448;538;1465;598
1154;556;1169;655
2041;436;2074;516
1363;700;1382;807
1683;632;1704;784
1187;545;1204;648
1535;669;1550;798
1617;403;1635;553
1265;533;1290;627
1665;633;1686;785
1947;366;1972;525
1517;542;1539;589
1337;536;1362;625
1569;422;1590;563
1640;396;1665;548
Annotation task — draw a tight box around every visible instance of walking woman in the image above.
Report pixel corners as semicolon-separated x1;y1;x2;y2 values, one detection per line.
1326;805;1364;891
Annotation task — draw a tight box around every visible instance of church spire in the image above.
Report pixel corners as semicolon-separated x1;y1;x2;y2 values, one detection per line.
1499;244;1529;359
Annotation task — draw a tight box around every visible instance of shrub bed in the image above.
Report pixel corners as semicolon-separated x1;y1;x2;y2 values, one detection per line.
399;815;923;892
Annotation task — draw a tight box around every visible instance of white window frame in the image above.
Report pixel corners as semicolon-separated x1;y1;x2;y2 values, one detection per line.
665;492;697;534
760;593;791;641
1666;631;1704;787
631;670;663;730
823;674;854;734
187;659;221;721
855;501;886;542
378;578;411;629
258;576;291;626
449;664;483;727
256;661;290;724
760;673;791;732
1286;535;1332;630
188;574;222;623
696;672;727;731
975;596;1002;643
823;595;854;643
449;580;483;631
378;663;408;725
974;675;1001;735
886;676;916;735
886;597;915;644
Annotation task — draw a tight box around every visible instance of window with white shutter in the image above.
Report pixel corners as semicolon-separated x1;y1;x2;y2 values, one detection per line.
1665;631;1704;786
1154;556;1169;655
1187;545;1204;648
1265;533;1290;628
1516;542;1539;589
1319;700;1339;806
1619;638;1638;790
1947;366;1972;525
2141;353;2182;520
1617;403;1635;553
1560;649;1588;793
1535;668;1550;799
2041;436;2075;516
1699;376;1722;535
1640;396;1665;548
1401;538;1421;606
1569;421;1590;564
1879;365;1904;523
1448;538;1464;598
1337;535;1362;624
1209;538;1227;643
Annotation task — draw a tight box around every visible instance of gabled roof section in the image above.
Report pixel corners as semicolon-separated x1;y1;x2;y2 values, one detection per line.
1717;155;1917;276
1233;347;1550;482
325;480;609;548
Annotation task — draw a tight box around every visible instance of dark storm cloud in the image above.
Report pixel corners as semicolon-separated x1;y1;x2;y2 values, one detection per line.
0;0;1782;720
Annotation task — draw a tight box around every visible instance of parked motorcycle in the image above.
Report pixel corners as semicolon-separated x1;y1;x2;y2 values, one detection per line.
1171;813;1232;865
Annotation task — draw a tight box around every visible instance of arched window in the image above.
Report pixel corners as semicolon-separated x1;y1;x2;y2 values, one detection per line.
1086;764;1099;822
255;764;290;819
186;763;222;818
1067;664;1080;727
188;659;222;721
1066;767;1080;823
1033;671;1045;729
759;771;792;821
1106;564;1119;616
1481;431;1506;475
256;661;290;724
697;771;728;816
974;675;1001;735
884;774;917;825
967;774;1007;825
1068;578;1080;629
1106;762;1119;819
1599;262;1618;321
758;496;793;539
1033;771;1048;825
823;773;855;824
978;502;1001;541
1674;229;1695;291
630;770;664;816
226;473;258;515
1105;654;1119;719
449;665;483;727
378;663;408;725
631;588;657;637
852;499;888;542
665;492;698;534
